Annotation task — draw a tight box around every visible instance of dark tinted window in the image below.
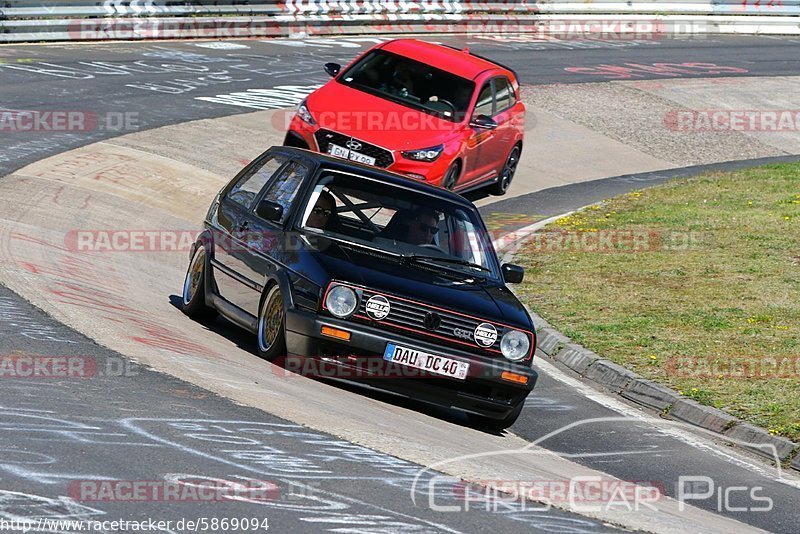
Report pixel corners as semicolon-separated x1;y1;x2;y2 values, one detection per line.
259;161;309;224
300;172;497;276
227;154;286;208
338;50;475;122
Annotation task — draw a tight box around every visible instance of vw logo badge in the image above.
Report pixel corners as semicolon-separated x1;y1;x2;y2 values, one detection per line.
424;312;441;331
346;139;362;151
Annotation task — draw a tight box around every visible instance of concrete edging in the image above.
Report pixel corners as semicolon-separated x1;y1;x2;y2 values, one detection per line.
505;211;800;471
529;308;799;471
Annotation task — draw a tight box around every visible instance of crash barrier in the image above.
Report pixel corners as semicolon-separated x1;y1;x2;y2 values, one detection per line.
1;1;799;43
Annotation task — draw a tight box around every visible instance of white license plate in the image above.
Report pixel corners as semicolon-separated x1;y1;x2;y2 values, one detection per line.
327;143;376;166
383;343;469;380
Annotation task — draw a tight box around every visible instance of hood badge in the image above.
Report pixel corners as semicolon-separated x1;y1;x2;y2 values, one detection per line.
365;295;391;320
474;323;498;347
423;312;441;331
346;139;362;151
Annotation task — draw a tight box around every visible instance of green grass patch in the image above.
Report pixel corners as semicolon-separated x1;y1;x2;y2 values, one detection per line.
517;163;800;440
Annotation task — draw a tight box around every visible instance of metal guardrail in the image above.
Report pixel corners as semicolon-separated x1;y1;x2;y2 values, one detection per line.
1;1;799;43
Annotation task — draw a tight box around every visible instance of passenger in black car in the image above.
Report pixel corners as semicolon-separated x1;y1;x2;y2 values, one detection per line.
306;191;337;231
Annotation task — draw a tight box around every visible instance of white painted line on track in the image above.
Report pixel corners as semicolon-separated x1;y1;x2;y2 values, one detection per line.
530;357;800;489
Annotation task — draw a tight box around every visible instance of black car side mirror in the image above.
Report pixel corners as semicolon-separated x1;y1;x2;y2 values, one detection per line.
324;62;341;77
256;200;284;222
469;114;498;130
502;263;524;284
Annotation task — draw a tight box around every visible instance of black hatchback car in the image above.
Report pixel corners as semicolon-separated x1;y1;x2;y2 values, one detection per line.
181;146;537;429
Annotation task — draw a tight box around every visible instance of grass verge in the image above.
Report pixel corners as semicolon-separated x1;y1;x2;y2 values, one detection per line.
515;163;800;440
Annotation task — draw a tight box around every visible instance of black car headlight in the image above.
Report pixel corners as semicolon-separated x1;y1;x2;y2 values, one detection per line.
500;330;530;362
325;285;358;318
401;144;444;162
297;100;316;126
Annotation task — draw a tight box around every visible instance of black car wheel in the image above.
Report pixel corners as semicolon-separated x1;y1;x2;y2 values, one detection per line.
490;145;520;196
181;244;217;320
468;400;524;432
257;285;287;362
442;162;460;191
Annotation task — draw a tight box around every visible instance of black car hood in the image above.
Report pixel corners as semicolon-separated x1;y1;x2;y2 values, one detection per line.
293;236;533;330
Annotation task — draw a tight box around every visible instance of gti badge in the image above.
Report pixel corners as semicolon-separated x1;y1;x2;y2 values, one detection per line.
453;328;473;340
346;139;362;151
474;323;497;347
365;295;390;320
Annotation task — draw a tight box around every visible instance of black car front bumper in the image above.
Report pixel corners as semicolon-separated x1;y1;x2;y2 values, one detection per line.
284;308;537;420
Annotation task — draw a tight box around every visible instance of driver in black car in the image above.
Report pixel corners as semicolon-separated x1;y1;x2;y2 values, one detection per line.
406;208;439;246
380;208;440;246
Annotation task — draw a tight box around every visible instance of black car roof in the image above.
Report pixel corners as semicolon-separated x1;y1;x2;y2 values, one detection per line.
272;146;475;208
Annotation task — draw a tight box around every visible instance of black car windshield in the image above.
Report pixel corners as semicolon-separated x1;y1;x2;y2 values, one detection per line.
337;50;475;122
299;171;498;278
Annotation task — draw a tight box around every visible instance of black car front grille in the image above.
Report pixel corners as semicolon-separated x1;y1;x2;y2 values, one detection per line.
314;129;394;168
354;288;512;357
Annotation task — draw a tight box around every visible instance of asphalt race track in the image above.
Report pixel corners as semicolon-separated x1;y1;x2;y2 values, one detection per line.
2;34;800;176
1;34;800;533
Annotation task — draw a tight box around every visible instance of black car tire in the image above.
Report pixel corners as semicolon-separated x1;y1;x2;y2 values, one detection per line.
442;162;460;191
257;285;287;362
468;400;524;432
181;244;217;320
490;145;520;196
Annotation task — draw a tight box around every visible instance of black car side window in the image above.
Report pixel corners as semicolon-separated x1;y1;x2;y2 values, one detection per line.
474;82;494;117
227;154;286;209
258;162;310;224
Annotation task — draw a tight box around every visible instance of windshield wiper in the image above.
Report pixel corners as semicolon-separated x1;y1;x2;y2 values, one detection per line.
405;254;492;273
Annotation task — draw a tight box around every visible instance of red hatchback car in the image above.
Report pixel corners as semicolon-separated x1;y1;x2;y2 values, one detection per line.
284;39;525;195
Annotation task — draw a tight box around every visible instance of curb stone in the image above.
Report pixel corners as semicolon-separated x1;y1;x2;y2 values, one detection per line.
723;423;797;462
620;378;679;412
584;359;637;393
554;344;599;375
668;399;739;434
523;300;800;473
535;327;570;355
